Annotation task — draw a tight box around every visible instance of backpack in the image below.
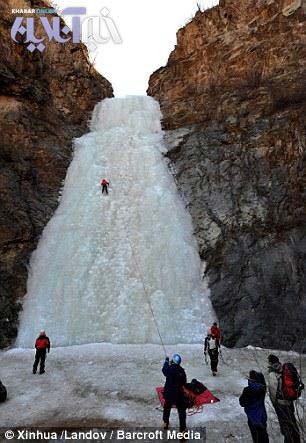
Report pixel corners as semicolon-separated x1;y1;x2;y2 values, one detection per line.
278;363;304;401
186;379;206;395
0;380;7;402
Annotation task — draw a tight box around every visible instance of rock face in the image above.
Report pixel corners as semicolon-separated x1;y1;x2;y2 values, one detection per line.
148;0;306;351
0;0;113;347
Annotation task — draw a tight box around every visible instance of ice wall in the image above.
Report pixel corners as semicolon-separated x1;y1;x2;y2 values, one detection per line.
17;96;213;347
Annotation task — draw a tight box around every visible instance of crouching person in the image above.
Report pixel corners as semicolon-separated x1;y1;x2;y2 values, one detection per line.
162;354;187;432
239;370;269;443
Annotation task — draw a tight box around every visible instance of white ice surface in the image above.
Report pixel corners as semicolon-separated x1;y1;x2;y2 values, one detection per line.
0;344;305;442
16;96;213;347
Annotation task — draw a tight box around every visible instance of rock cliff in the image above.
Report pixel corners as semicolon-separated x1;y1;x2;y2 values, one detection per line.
0;0;113;347
148;0;306;350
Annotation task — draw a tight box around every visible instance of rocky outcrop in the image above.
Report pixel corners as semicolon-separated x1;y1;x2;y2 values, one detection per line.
148;0;306;351
0;0;113;347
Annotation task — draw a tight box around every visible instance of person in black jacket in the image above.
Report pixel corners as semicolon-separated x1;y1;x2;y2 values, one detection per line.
162;354;187;432
239;370;269;443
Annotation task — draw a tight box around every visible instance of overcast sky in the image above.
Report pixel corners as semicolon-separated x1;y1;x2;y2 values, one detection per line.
53;0;219;96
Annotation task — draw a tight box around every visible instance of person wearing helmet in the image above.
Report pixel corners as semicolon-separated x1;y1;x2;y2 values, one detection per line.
101;178;109;195
162;354;187;432
204;329;220;376
33;330;50;374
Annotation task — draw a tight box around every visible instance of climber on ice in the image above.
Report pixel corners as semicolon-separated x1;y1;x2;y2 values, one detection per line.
204;329;220;376
33;330;50;374
100;178;109;195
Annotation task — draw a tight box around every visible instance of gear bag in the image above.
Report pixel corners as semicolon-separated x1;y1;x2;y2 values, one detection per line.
0;380;7;402
185;379;207;395
278;363;304;401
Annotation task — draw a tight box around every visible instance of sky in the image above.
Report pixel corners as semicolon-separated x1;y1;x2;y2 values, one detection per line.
52;0;219;96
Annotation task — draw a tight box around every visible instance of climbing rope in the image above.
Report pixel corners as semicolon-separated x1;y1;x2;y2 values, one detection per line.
127;238;168;357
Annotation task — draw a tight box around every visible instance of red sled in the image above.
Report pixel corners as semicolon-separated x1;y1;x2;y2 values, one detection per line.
156;385;220;416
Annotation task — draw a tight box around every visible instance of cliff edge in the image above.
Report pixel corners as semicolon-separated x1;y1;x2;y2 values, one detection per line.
148;0;306;350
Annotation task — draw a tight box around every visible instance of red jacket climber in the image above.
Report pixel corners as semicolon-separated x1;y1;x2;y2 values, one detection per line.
33;330;50;374
35;333;50;350
101;178;109;195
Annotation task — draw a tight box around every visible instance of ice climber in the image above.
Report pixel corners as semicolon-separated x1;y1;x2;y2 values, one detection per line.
204;329;220;376
101;178;109;195
33;330;50;374
239;370;269;443
267;355;301;443
162;354;187;432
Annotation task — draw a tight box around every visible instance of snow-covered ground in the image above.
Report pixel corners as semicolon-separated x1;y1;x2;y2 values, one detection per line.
1;344;305;442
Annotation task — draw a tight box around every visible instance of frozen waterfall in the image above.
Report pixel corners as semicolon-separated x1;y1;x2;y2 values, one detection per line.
16;96;213;347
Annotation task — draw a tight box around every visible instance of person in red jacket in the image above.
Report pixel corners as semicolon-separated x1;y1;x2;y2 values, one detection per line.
101;178;109;195
210;322;221;346
33;330;50;374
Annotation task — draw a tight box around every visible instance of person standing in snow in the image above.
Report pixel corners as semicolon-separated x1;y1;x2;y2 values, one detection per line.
204;329;220;376
267;355;301;443
239;370;269;442
33;330;50;374
101;178;109;195
162;354;187;432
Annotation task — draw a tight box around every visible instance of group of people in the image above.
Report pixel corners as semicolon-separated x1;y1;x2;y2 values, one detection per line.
1;325;303;443
239;354;303;443
162;323;304;443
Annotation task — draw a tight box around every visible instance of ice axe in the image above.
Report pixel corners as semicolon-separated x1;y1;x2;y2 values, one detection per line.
219;346;226;365
204;352;208;365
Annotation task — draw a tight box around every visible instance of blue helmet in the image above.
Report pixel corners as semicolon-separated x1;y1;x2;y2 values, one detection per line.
172;354;182;365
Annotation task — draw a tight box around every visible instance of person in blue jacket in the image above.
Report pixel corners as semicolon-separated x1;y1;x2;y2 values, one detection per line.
239;370;269;443
162;354;187;432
